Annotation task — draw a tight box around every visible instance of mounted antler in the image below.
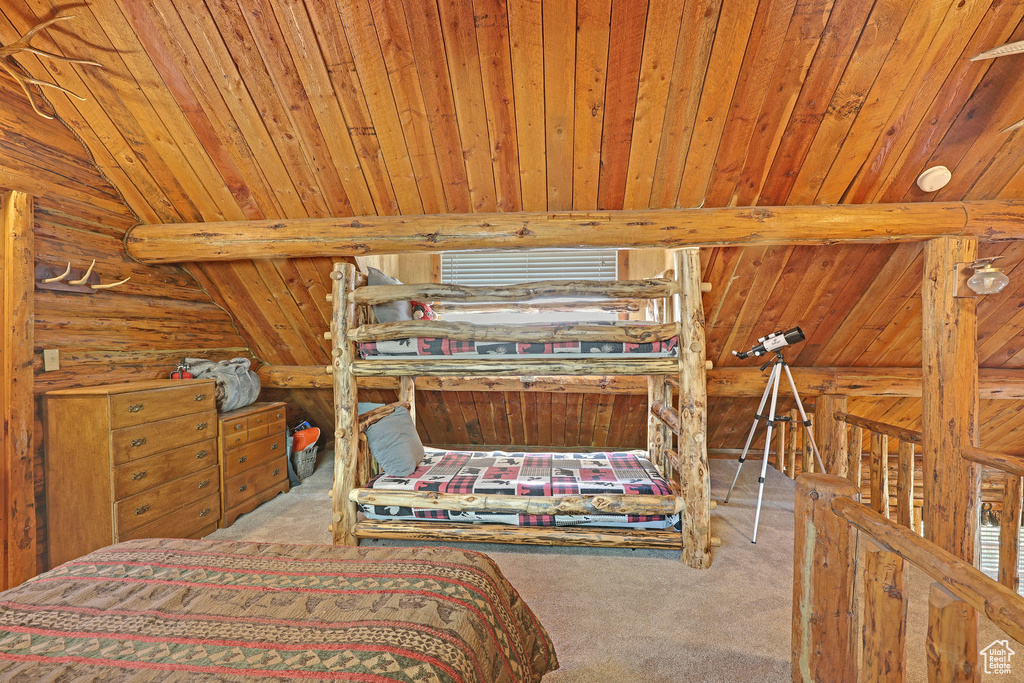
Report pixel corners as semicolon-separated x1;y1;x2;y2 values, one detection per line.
0;15;102;119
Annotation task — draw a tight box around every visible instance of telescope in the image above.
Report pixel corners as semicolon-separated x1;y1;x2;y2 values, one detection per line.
732;327;805;360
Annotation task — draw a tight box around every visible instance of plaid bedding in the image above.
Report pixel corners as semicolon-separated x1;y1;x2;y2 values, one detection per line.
0;538;558;683
360;449;680;530
358;322;678;359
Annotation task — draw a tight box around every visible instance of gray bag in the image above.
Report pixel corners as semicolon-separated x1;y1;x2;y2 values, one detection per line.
185;357;261;412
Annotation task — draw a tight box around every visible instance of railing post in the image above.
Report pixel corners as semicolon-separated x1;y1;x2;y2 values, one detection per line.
896;440;914;529
815;394;847;476
849;425;864;487
802;414;815;473
927;583;979;681
1000;474;1022;592
870;432;890;519
789;408;800;478
863;540;907;682
792;474;860;682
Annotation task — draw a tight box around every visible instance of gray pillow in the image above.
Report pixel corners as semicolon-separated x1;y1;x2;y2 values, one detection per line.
367;267;413;323
364;407;424;477
358;402;384;415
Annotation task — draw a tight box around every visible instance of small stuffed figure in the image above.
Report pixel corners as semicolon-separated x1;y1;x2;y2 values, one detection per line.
411;301;437;320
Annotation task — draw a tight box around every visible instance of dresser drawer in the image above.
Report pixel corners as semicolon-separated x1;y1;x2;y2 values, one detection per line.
116;466;219;532
118;493;221;542
112;411;217;465
109;383;215;429
223;415;248;447
113;438;218;500
223;431;286;479
224;457;288;510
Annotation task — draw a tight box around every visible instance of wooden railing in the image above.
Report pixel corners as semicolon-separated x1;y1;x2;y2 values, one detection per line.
768;408;816;480
834;412;922;534
963;445;1024;592
794;474;1024;681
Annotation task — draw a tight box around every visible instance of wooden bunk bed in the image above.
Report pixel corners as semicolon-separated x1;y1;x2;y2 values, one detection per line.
328;249;714;568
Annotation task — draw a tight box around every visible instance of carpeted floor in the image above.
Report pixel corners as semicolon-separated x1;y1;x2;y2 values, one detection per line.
207;452;1020;682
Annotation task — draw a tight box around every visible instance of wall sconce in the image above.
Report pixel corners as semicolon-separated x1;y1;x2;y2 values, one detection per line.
953;256;1010;297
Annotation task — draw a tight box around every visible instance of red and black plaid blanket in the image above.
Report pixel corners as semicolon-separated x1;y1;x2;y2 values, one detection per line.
360;450;680;529
0;538;558;682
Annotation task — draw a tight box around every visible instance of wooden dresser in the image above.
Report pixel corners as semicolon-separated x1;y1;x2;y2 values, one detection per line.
218;402;289;528
45;380;219;567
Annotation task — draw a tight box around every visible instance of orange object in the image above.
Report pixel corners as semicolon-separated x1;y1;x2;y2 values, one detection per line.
292;427;319;452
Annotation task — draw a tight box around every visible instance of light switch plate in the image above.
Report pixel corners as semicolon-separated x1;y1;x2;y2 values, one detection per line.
43;349;59;371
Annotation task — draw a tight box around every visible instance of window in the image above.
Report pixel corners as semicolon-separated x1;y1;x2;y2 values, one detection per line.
439;249;619;324
979;525;1024;595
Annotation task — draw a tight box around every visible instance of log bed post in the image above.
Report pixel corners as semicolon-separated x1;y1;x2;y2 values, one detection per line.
922;236;980;679
814;394;847;476
331;262;360;546
399;376;416;425
673;249;711;568
647;376;664;473
792;474;860;682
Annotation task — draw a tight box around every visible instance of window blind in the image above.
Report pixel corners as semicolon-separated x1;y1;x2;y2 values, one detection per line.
979;525;1024;595
440;249;618;286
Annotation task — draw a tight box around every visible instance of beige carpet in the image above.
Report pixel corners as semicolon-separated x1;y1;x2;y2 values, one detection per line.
207;453;1019;682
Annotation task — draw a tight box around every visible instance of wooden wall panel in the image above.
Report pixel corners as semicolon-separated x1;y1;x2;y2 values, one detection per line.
2;1;1024;467
0;77;250;574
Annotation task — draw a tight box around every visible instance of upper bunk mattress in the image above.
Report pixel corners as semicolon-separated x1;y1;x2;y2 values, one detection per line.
359;449;680;530
358;322;678;359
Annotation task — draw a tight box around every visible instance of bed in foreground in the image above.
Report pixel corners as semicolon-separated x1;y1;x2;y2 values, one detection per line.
0;538;558;682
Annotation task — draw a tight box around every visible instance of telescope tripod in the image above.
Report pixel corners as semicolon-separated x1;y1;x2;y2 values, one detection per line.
724;350;824;543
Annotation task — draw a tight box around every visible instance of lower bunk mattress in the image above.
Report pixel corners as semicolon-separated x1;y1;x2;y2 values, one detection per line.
0;538;558;682
359;449;681;530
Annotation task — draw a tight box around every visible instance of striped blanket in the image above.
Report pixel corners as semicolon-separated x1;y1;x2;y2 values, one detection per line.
0;538;558;682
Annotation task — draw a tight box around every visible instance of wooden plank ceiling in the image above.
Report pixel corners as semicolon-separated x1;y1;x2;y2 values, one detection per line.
4;0;1024;450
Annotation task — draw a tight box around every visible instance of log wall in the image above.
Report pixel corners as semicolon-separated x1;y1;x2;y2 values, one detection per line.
0;78;250;573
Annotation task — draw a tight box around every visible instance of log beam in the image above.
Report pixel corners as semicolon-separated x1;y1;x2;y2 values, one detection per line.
349;489;683;516
922;236;980;677
122;200;1024;263
258;364;1024;398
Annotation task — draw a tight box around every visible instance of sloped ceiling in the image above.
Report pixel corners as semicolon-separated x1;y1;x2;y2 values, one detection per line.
3;0;1024;447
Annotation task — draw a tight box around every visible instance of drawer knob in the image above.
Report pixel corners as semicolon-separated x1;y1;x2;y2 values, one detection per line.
238;484;248;492
196;449;208;459
131;470;147;481
271;442;279;450
198;479;210;489
199;507;211;518
276;413;282;419
255;417;263;424
131;437;147;448
135;503;150;515
238;455;247;463
128;403;144;413
235;424;243;430
273;468;280;476
196;422;208;430
194;393;206;401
